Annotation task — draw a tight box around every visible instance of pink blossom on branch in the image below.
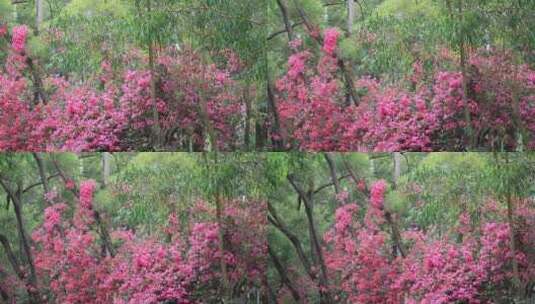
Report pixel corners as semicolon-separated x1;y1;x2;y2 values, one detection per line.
370;179;387;209
323;28;340;56
30;181;266;303
11;25;28;53
79;180;96;210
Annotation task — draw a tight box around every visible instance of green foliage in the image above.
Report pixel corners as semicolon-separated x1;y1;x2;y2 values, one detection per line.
399;153;490;232
108;153;199;234
0;0;13;21
264;153;290;189
48;0;133;77
338;37;360;61
376;0;440;19
354;12;450;81
26;35;49;60
61;0;130;18
485;153;535;200
294;0;323;26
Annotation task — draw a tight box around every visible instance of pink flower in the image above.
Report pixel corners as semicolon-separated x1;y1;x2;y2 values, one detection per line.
65;179;75;190
0;24;7;37
11;25;28;53
322;28;340;56
79;180;96;209
334;204;358;232
370;180;387;209
287;53;307;78
43;207;61;232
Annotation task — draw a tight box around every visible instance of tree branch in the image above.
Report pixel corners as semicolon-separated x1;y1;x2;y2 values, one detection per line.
274;0;296;42
32;153;51;203
0;233;23;280
22;172;61;195
267;21;304;41
323;153;340;194
268;244;302;303
313;173;351;195
287;174;333;303
268;202;313;279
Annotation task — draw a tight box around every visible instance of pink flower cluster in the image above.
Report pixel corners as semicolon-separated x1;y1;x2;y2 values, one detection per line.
30;180;266;303
323;183;535;303
11;25;28;53
322;28;340;56
79;180;96;209
370;179;387;209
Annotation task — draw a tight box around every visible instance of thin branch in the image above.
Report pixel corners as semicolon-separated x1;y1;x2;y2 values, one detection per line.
313;173;351;195
274;0;296;42
267;21;304;41
22;173;61;195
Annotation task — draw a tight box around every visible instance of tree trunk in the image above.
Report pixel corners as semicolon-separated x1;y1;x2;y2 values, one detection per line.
347;0;354;35
393;152;401;188
267;201;313;280
32;153;51;206
11;190;38;290
457;0;474;148
35;0;43;34
0;234;41;302
213;154;230;300
504;154;522;299
0;234;24;280
147;0;162;149
267;81;284;150
276;0;294;42
102;152;111;188
385;211;406;258
244;82;252;150
0;181;42;303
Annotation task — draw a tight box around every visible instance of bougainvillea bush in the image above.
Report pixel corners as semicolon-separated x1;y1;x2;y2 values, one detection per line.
275;28;535;151
26;180;266;303
321;180;535;303
0;24;244;151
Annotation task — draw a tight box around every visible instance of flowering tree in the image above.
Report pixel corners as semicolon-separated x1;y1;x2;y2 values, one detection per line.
275;27;535;151
28;179;266;303
0;24;245;151
322;180;535;303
